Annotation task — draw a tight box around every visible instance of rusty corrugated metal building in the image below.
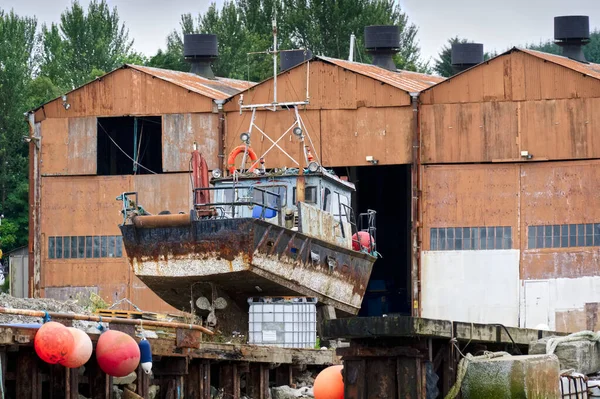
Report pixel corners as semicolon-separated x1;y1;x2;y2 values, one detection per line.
29;64;254;311
419;47;600;332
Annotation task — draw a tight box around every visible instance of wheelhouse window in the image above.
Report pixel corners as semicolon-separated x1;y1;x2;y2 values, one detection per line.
293;186;317;205
97;116;163;175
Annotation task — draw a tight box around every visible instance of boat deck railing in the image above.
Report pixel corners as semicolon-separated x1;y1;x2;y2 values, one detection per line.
193;186;284;225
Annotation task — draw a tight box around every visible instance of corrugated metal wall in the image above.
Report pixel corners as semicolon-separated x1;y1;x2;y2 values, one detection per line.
224;60;415;167
422;160;600;332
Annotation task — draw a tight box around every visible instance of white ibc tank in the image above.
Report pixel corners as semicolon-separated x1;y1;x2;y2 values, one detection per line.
248;297;317;348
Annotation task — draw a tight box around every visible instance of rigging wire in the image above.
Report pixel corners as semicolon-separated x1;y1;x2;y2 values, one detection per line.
97;121;158;175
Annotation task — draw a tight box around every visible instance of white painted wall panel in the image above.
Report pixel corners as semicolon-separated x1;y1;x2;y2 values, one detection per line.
422;250;520;327
520;276;600;331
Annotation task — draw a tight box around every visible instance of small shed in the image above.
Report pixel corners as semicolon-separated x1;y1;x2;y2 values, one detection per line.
7;247;28;298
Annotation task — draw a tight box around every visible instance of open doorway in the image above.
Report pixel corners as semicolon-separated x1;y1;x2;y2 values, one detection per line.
97;116;163;175
334;165;412;316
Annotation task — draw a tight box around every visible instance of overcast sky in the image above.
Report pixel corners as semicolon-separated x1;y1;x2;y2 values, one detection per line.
3;0;600;64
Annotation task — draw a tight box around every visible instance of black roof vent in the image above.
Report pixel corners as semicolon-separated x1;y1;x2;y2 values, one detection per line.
184;34;218;79
451;43;484;74
280;49;313;71
554;16;590;62
364;25;400;71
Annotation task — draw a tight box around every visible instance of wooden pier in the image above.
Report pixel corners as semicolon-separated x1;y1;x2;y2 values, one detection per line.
323;316;565;399
0;323;338;398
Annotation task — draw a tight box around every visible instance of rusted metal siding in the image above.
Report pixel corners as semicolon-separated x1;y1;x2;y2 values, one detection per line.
321;107;413;166
421;96;600;164
162;113;219;171
40;118;69;175
422;164;520;250
40;174;191;312
40;117;97;175
421;102;519;164
35;68;215;122
132;174;192;214
223;60;412;112
67;117;97;174
420;50;600;105
225;109;322;169
520;160;600;280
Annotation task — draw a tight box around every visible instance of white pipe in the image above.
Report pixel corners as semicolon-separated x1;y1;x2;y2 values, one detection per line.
349;33;356;62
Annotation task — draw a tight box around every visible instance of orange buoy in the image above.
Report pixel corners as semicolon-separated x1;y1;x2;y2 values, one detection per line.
313;365;344;399
352;231;375;253
34;322;74;365
96;330;141;377
60;327;93;368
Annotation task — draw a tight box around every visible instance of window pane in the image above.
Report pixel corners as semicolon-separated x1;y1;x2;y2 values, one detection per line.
93;236;100;258
48;237;55;259
86;236;92;258
101;236;108;257
108;236;116;257
528;225;536;239
71;237;78;258
116;236;123;257
471;228;479;250
56;237;63;259
430;229;438;250
78;237;85;258
63;236;70;258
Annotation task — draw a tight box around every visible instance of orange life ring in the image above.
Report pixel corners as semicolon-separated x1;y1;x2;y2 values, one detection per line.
227;145;258;174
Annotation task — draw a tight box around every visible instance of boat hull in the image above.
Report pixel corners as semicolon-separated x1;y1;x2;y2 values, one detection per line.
120;218;375;315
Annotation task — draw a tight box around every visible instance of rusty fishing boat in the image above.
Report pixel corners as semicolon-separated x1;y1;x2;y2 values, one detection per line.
118;140;378;316
117;26;378;320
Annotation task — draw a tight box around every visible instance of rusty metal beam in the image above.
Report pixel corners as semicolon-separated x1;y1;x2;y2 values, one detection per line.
410;93;421;317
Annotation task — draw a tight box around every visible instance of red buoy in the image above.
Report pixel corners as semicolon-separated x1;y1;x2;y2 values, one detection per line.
96;330;141;377
352;231;375;252
60;327;93;368
34;322;74;365
314;365;344;399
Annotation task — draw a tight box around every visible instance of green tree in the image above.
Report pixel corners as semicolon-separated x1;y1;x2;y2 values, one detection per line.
434;37;495;77
0;9;37;253
39;0;134;90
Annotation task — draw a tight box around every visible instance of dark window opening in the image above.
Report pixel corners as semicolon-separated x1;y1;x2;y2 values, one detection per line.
334;165;412;318
292;186;317;204
97;116;163;175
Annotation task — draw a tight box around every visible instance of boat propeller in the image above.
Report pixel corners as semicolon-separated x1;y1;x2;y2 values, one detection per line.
196;296;228;327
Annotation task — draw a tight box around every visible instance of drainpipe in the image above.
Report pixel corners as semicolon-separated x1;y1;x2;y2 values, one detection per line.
27;113;41;298
215;100;226;171
410;93;421;317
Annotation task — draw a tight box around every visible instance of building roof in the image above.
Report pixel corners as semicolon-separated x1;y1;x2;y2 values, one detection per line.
317;56;445;93
421;47;600;94
31;64;256;113
126;64;256;100
518;48;600;80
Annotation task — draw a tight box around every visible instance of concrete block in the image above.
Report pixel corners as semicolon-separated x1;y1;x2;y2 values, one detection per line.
529;336;600;375
461;354;560;399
